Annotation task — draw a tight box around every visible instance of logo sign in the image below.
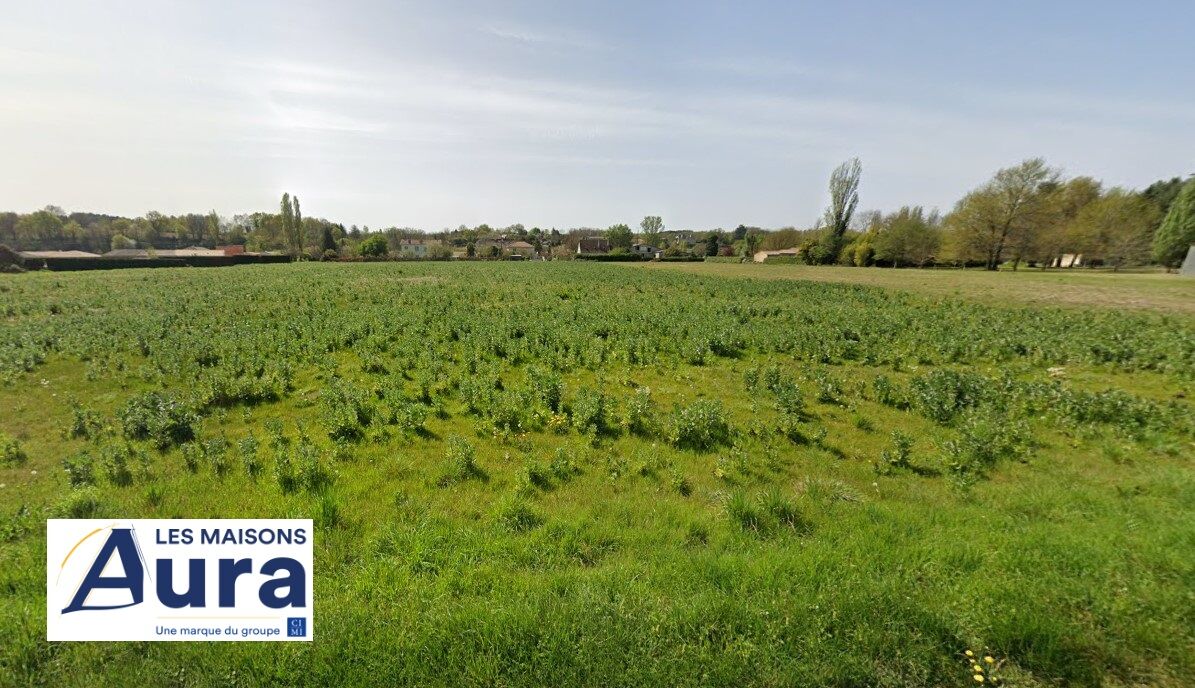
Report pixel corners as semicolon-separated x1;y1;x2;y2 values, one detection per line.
47;519;312;642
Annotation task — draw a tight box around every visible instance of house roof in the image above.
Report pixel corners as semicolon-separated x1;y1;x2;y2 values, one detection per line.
19;250;102;259
506;241;535;249
103;249;151;258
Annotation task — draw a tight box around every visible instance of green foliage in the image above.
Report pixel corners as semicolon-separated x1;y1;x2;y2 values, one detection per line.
52;487;105;519
64;401;103;440
358;233;388;257
62;451;97;487
909;369;988;424
621;387;657;436
0;431;26;467
570;387;611;435
944;408;1032;482
320;378;372;441
494;495;545;532
726;489;809;536
118;391;196;448
1;261;1193;687
1151;178;1195;267
668;399;732;451
438;434;482;486
880;431;914;470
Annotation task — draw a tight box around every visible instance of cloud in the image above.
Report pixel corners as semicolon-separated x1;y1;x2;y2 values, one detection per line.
480;21;613;51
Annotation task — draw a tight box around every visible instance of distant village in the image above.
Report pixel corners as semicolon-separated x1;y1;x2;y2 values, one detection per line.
0;212;803;272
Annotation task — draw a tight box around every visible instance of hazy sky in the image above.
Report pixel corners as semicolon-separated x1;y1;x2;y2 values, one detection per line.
2;1;1192;231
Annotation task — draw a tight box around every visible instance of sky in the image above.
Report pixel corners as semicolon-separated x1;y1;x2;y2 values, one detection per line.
1;1;1192;232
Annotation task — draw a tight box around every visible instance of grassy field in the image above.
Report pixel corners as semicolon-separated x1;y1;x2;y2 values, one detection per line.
1;262;1193;687
637;262;1195;317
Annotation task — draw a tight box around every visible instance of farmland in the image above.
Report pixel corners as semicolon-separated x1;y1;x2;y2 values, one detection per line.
1;262;1193;687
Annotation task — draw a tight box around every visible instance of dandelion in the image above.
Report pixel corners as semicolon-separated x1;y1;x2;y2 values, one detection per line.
965;650;974;657
984;656;995;664
974;675;984;683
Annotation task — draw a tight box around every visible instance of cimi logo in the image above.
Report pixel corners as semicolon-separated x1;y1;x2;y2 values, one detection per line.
47;519;313;641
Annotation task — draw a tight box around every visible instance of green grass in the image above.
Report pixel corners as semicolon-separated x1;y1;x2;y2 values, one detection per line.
0;262;1192;687
637;261;1195;317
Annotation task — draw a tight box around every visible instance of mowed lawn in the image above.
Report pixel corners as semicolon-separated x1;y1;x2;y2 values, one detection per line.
0;262;1192;687
636;261;1195;317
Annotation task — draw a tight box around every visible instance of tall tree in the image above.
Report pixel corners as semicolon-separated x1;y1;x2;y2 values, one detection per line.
822;158;862;259
280;193;295;257
1069;189;1158;271
872;207;941;267
640;216;664;246
741;232;761;260
944;158;1058;270
292;195;303;256
1152;179;1195;268
606;223;633;250
1036;176;1102;267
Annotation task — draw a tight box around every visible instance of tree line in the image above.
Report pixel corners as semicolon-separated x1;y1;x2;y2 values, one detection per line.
2;163;1192;268
793;158;1193;270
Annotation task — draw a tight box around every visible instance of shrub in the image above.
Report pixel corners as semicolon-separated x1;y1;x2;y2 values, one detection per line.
274;445;298;494
320;379;372;441
909;369;987;424
880;431;913;470
1;432;26;467
239;434;261;478
813;370;844;405
297;439;331;492
205;437;231;477
64;401;103;440
119;391;196;448
1;504;33;543
669;400;732;451
516;457;554;493
528;367;564;413
549;446;581;482
772;379;805;416
944;408;1033;481
359;234;388;257
53;487;104;518
669;470;692;496
570;387;611;435
101;443;136;487
438;435;483;486
622;387;657;436
397;400;429;435
62;452;97;487
871;374;906;408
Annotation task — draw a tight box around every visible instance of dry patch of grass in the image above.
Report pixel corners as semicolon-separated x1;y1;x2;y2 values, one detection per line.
638;262;1195;316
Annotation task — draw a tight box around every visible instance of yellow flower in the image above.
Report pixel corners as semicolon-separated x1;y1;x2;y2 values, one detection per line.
973;664;983;673
984;656;995;664
974;675;985;683
965;650;974;657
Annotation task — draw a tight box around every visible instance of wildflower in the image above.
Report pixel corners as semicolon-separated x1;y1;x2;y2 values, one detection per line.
984;656;994;664
965;650;974;657
974;675;984;683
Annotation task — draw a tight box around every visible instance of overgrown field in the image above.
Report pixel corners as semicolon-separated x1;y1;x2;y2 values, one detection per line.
1;262;1193;687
